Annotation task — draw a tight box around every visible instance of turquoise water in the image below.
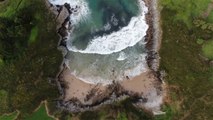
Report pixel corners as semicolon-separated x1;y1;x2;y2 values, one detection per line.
67;42;147;84
65;0;148;84
71;0;140;50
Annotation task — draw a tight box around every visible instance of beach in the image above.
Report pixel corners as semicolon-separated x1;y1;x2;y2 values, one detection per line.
58;66;163;113
47;0;165;114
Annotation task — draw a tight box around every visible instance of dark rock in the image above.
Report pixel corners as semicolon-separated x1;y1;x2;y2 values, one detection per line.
58;26;68;38
59;38;67;47
64;3;72;14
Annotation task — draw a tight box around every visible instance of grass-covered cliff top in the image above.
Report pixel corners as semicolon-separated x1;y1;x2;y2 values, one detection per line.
158;0;213;119
0;0;62;119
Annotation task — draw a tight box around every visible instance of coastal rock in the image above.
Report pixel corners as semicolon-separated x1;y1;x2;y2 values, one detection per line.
146;51;160;71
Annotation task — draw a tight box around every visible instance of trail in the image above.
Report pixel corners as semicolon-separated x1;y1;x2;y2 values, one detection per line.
202;0;213;18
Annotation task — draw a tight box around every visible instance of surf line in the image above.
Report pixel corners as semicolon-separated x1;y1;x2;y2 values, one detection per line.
67;0;149;55
49;0;149;55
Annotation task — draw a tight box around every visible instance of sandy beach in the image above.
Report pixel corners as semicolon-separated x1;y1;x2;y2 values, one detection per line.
47;0;165;114
58;65;163;113
61;67;109;104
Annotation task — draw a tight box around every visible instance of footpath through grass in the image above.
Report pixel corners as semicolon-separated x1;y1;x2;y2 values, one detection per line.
24;103;53;120
0;111;18;120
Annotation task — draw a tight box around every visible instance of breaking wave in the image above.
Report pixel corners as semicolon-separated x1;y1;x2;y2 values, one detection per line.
67;0;148;54
50;0;149;84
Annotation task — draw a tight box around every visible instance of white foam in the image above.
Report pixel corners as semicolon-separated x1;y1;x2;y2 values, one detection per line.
103;22;111;31
71;71;112;85
117;52;127;61
52;0;150;85
68;0;148;54
123;54;148;78
68;53;148;85
48;0;90;25
143;89;164;114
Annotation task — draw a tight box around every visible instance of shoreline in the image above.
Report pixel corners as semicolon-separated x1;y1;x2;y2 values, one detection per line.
47;0;165;114
144;0;162;72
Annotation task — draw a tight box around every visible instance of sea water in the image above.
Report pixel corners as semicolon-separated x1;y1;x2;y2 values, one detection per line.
49;0;149;85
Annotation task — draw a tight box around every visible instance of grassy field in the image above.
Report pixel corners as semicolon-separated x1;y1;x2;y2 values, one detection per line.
156;0;213;119
0;0;62;119
24;103;53;120
0;0;31;17
160;0;213;27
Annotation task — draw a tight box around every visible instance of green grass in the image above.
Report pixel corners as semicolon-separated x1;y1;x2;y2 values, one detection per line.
160;0;212;27
157;8;213;119
154;105;176;120
0;0;61;118
202;40;213;59
117;112;128;120
28;26;38;44
207;11;213;22
0;0;30;17
24;103;53;120
0;111;18;120
196;38;204;45
0;90;8;113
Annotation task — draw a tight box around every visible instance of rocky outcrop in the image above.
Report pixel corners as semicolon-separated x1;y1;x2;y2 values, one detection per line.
144;0;162;72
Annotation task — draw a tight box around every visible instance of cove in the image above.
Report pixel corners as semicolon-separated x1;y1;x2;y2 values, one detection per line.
70;0;140;51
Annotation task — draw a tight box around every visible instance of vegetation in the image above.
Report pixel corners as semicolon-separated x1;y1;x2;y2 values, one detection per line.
117;112;128;120
24;103;53;120
161;0;213;27
0;0;31;17
0;0;213;119
0;0;62;119
0;90;8;113
0;111;18;120
63;99;154;120
202;40;213;59
28;26;39;44
156;0;213;119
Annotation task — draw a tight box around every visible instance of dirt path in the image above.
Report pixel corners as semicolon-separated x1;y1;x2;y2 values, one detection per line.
202;0;213;18
33;101;59;120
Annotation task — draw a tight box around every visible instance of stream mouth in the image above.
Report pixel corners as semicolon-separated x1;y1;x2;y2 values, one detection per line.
49;0;149;84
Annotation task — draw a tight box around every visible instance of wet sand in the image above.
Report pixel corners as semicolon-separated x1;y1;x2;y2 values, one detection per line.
61;67;108;104
120;71;159;95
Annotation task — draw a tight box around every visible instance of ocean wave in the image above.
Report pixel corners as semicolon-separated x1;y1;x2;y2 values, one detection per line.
51;0;150;84
67;0;148;54
69;53;148;85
